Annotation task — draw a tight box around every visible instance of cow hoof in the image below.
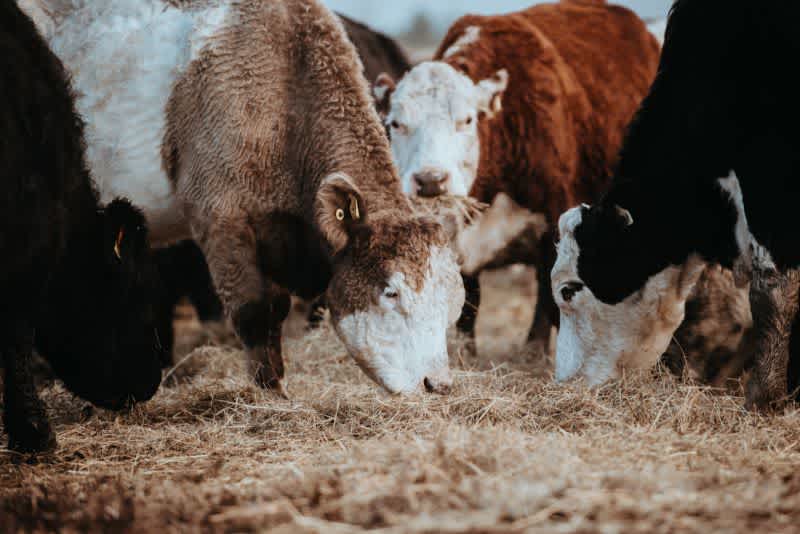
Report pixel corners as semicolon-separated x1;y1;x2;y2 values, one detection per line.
253;369;289;399
745;382;786;413
7;417;56;454
263;379;289;400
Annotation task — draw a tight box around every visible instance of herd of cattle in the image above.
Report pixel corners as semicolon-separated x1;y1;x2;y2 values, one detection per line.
0;0;796;453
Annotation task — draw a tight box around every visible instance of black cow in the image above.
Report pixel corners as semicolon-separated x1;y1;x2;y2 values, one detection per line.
549;0;800;405
339;13;411;86
0;2;164;452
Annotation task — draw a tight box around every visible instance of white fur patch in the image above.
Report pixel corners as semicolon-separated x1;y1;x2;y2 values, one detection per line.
333;247;463;394
443;26;481;58
373;84;390;102
386;62;507;198
552;207;706;385
189;2;234;61
45;0;234;244
717;172;750;262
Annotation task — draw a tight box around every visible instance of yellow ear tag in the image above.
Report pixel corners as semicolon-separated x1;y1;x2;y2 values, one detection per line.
349;195;360;220
114;227;125;260
335;208;345;221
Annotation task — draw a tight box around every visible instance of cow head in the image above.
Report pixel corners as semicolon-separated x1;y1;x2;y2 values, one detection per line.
551;173;752;385
374;62;508;198
316;174;465;394
551;204;707;385
37;198;165;410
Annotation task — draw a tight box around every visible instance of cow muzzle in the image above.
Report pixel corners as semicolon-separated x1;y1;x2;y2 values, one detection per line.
413;168;450;197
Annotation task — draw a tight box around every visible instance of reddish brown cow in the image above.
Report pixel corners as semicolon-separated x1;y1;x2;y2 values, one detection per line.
375;0;660;343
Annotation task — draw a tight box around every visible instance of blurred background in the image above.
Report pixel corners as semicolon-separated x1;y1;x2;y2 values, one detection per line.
324;1;673;49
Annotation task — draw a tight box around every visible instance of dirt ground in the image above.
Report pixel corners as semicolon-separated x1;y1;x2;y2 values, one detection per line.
2;267;800;533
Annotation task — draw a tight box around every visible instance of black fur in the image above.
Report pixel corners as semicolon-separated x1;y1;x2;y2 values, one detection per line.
574;0;800;305
338;13;411;83
153;240;223;365
0;2;164;452
154;240;222;322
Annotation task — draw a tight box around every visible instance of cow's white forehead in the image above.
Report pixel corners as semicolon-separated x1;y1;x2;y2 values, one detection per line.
558;206;585;240
391;62;478;122
552;206;586;287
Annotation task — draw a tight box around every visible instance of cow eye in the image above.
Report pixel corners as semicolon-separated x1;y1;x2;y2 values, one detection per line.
457;116;474;131
560;282;585;303
390;120;401;130
384;289;399;299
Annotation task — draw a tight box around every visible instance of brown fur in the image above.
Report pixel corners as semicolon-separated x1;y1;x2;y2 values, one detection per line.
744;267;800;410
436;0;660;225
430;0;660;342
160;0;440;389
663;266;753;385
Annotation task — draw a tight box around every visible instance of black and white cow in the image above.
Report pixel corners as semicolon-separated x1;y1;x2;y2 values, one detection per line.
1;2;164;452
551;0;800;405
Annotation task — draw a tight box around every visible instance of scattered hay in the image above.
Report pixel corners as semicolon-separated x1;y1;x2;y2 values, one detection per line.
2;269;800;533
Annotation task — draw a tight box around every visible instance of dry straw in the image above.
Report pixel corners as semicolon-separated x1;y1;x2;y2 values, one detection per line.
2;270;800;533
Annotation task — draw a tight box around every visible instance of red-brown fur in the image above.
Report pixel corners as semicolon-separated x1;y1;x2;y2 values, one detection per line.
434;0;660;338
436;0;660;226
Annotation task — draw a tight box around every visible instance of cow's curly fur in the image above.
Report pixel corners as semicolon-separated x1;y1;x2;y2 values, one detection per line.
0;2;164;452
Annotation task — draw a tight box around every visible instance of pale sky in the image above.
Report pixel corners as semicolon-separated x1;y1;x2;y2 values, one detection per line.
323;1;673;36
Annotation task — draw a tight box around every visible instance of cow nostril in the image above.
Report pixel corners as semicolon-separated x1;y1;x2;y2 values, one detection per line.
414;170;450;197
560;282;584;302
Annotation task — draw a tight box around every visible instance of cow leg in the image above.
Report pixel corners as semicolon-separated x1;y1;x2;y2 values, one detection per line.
2;320;55;453
198;218;291;395
745;268;800;410
528;236;558;347
178;240;225;323
456;274;481;336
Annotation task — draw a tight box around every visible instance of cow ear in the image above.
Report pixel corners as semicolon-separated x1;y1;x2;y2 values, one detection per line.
476;69;509;119
103;198;148;263
373;73;396;118
315;173;367;253
614;205;634;227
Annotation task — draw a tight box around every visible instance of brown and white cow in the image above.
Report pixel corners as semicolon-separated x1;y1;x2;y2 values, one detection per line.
374;0;661;343
33;0;469;396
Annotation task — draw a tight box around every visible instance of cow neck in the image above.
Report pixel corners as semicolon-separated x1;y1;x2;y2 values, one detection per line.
287;3;411;220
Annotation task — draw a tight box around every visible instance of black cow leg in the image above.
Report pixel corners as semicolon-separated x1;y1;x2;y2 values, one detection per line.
787;307;800;400
745;268;800;410
527;254;558;347
456;274;481;336
2;321;55;453
232;282;291;396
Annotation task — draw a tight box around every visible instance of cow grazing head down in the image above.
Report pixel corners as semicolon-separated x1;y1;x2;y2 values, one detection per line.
37;199;165;410
316;174;464;394
551;204;707;385
375;62;508;198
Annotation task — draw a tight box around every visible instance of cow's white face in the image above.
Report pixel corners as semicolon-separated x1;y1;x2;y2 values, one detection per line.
551;207;707;385
381;62;508;198
329;246;463;394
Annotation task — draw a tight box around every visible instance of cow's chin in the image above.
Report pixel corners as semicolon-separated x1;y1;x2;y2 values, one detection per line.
554;265;697;385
